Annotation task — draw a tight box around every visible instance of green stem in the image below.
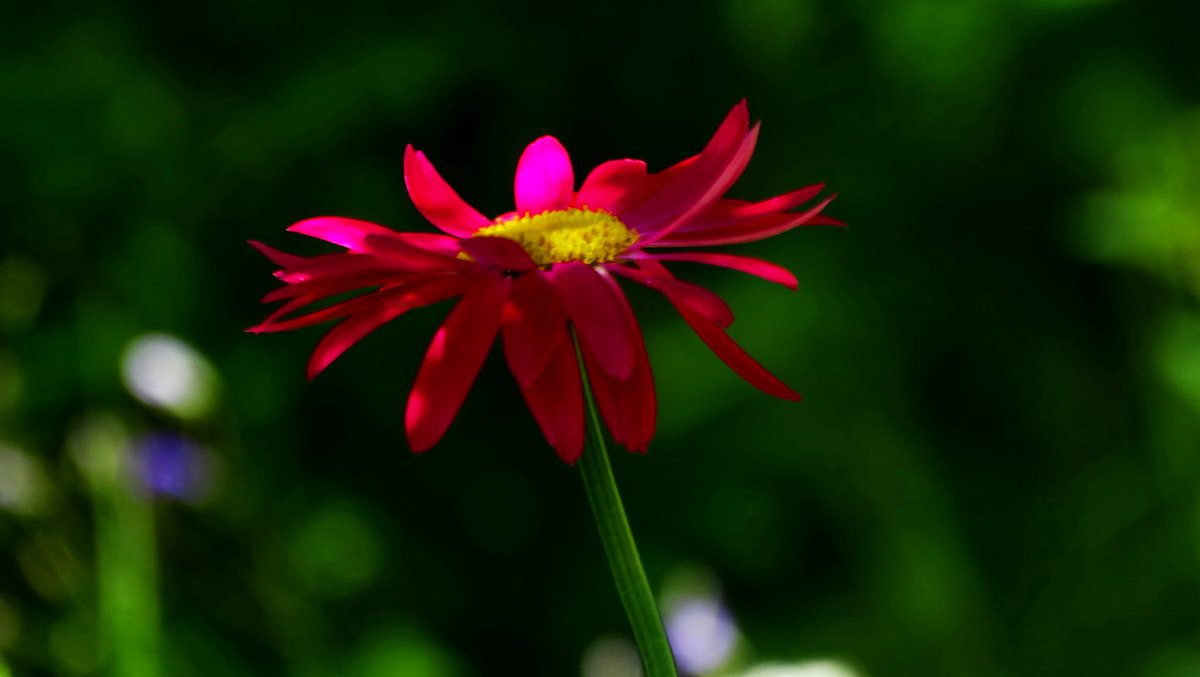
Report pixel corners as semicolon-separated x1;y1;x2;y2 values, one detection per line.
575;337;678;677
75;414;160;677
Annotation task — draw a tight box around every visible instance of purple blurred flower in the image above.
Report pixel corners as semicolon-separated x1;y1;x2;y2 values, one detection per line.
666;597;738;674
132;432;212;501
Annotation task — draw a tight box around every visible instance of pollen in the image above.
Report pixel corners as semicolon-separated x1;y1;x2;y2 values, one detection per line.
473;208;638;266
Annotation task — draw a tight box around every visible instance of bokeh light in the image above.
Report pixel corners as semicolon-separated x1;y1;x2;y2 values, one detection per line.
120;333;218;420
737;660;864;677
0;443;48;515
581;636;644;677
348;624;463;677
288;501;384;599
665;596;738;675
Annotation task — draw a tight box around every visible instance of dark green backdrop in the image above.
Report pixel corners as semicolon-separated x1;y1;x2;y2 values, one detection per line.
2;0;1199;675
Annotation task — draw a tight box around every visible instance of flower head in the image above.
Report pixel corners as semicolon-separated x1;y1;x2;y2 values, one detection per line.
249;101;839;463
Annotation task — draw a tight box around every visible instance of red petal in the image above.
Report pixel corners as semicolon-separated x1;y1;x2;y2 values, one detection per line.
582;321;656;453
805;215;846;227
306;274;480;379
514;136;574;214
639;123;760;244
621;101;752;232
638;252;799;289
551;262;637;381
405;275;512;452
362;234;479;272
671;303;801;401
253;273;452;333
386;231;464;257
605;262;734;328
503;271;568;386
672;184;826;233
515;329;584;463
575;159;654;214
403;145;492;237
253;291;375;333
725;183;825;219
459;236;537;271
248;292;324;332
652;194;837;247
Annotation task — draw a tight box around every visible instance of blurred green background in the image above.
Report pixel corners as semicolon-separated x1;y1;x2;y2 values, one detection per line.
2;0;1199;675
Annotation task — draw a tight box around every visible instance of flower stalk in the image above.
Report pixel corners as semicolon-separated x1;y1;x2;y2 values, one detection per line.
575;335;678;677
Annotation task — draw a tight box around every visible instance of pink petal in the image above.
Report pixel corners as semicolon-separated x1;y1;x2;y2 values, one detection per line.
261;271;402;304
459;236;537;271
575;159;653;214
582;320;656;452
503;271;569;386
249;240;307;269
551;262;637;381
286;219;463;259
652;194;837;247
620;101;752;232
605;262;734;328
515;331;584;463
403;145;492;237
638;252;798;289
288;216;409;251
405;275;512;452
514;136;574;214
306;274;481;379
275;252;398;283
672;302;801;401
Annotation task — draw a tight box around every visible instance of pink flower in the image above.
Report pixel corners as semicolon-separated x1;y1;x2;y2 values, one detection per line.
249;101;839;463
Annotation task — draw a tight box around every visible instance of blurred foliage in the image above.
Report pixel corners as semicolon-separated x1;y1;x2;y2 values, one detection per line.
2;0;1200;675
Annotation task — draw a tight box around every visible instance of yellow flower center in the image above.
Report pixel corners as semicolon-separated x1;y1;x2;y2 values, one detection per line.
473;208;638;266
